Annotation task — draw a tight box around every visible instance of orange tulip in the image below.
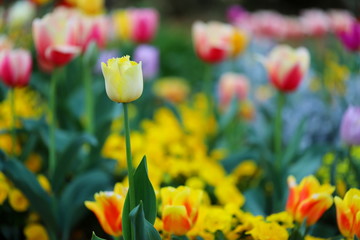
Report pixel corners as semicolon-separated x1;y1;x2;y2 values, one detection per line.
334;188;360;239
85;183;127;237
286;175;334;226
160;186;203;236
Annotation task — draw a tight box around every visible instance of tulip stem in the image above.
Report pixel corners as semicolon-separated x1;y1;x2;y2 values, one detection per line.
49;68;61;182
123;103;136;211
83;62;94;135
9;88;16;156
275;91;285;171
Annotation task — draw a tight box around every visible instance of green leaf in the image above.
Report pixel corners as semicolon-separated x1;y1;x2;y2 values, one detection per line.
133;156;157;224
53;134;98;192
214;230;226;240
0;157;58;235
288;229;303;240
171;236;189;240
91;232;107;240
122;156;158;240
122;193;131;240
129;202;161;240
282;118;306;166
59;170;112;240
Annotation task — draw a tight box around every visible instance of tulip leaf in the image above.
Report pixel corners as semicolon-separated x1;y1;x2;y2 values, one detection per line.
122;156;158;240
129;202;161;240
282;118;306;166
133;156;157;224
122;193;131;240
214;230;226;240
53;133;98;192
59;170;112;240
0;157;58;235
91;232;107;240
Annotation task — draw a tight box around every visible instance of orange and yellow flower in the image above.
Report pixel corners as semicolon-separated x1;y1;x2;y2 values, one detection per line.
334;188;360;239
286;175;334;226
160;186;203;236
85;183;127;237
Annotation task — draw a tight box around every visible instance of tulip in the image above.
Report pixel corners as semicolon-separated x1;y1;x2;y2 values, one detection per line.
286;175;334;226
101;55;143;103
329;10;355;34
300;9;331;37
133;44;159;80
85;183;127;237
112;10;132;41
231;28;248;58
334;188;360;239
160;186;203;236
153;77;190;104
337;21;360;52
76;0;104;15
7;1;36;29
192;21;233;63
0;49;32;88
217;72;249;110
263;45;310;92
250;11;287;39
340;106;360;145
32;7;80;72
74;14;108;53
226;5;249;25
129;8;159;43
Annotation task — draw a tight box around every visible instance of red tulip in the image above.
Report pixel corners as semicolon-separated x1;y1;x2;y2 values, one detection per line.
192;21;233;63
262;45;310;92
32;7;80;72
0;49;32;88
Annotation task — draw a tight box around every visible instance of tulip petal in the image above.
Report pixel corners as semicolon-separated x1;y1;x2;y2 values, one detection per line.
163;205;192;236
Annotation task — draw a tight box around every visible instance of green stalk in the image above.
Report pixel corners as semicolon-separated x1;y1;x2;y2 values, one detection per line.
123;103;136;211
275;91;285;172
9;88;16;156
49;68;61;182
83;61;94;135
203;63;214;115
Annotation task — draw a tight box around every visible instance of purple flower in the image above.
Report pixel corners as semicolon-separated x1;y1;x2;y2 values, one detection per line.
95;49;120;74
226;5;249;24
338;21;360;52
134;44;159;80
340;106;360;145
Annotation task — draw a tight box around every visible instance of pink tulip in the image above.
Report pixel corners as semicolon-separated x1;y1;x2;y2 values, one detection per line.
0;49;32;88
32;7;80;72
262;45;310;92
283;17;305;40
329;10;355;34
129;8;158;43
300;9;330;37
192;21;233;63
250;11;287;39
218;72;249;109
74;14;108;53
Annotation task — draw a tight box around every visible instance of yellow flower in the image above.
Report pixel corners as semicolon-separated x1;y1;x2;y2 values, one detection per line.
37;174;51;193
101;56;143;103
85;183;127;237
76;0;104;15
25;153;42;173
153;77;190;104
9;188;29;212
214;177;245;207
247;221;289;240
232;160;258;179
266;211;294;228
0;180;10;204
24;224;49;240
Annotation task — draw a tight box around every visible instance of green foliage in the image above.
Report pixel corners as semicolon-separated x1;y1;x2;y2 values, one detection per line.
91;232;107;240
122;157;158;240
129;202;161;240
